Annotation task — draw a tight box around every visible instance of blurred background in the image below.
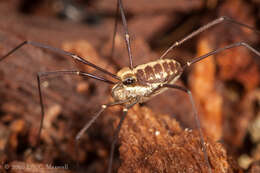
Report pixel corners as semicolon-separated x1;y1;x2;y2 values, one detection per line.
0;0;260;172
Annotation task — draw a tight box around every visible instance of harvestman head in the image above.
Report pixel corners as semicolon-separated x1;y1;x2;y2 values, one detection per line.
1;0;260;172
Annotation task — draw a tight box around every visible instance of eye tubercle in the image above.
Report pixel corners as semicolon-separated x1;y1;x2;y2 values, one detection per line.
123;77;136;85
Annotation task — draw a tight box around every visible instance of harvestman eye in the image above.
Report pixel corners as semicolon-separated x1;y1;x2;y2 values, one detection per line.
123;77;135;85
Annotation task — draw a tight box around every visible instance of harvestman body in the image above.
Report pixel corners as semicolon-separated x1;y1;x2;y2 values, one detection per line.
1;0;260;172
112;59;183;103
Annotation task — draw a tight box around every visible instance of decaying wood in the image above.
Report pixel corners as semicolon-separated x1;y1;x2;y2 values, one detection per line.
0;0;260;172
117;105;231;173
247;161;260;173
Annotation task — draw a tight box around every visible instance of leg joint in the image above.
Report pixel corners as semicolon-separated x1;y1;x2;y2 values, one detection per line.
37;72;45;78
220;16;228;21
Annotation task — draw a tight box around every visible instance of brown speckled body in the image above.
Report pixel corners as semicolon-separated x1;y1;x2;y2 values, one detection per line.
134;59;183;86
112;59;183;103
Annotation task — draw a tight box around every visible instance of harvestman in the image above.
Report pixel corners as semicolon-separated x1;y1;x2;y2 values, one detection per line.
1;0;260;172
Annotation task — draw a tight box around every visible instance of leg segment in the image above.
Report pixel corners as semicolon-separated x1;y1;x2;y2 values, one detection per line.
107;108;128;173
110;0;119;60
118;0;134;69
108;99;139;173
36;70;115;144
75;100;130;141
74;99;130;169
163;84;212;173
160;16;260;59
0;40;120;80
183;42;260;68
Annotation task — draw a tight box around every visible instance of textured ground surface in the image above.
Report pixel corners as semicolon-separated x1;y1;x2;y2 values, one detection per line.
0;0;260;172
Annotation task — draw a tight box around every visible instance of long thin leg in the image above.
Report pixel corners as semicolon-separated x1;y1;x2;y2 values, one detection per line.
110;0;119;59
36;70;115;144
118;0;134;69
160;16;260;59
75;99;130;141
108;99;139;173
74;99;130;169
38;70;116;84
183;42;260;69
163;84;212;173
107;108;128;173
0;40;121;81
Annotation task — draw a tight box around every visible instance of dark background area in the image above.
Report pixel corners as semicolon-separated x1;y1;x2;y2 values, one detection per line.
0;0;260;172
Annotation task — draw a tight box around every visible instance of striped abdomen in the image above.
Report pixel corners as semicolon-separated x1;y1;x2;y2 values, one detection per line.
134;59;183;86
